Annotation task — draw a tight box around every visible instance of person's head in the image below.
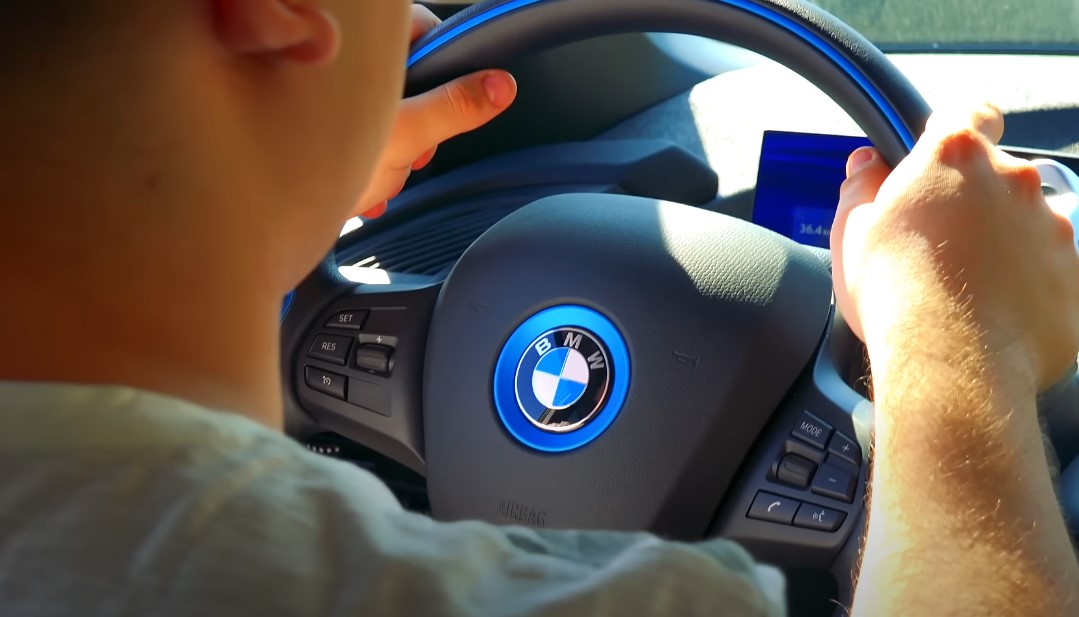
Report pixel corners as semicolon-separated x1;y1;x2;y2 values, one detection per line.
1;0;412;289
0;0;415;418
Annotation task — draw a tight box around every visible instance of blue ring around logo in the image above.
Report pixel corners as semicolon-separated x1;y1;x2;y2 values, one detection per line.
493;305;631;452
407;0;915;150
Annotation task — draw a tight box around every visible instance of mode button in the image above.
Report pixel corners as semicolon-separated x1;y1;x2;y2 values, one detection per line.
791;411;833;450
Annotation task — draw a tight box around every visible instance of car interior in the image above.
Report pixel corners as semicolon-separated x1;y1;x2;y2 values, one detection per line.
278;1;1079;614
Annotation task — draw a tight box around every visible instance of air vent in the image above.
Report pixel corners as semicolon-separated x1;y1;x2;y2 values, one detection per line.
346;199;522;277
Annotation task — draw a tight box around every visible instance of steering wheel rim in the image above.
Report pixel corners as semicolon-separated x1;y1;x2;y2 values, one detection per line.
283;1;936;612
406;0;931;166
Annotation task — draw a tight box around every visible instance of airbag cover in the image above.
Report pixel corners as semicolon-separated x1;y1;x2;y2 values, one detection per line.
423;194;831;538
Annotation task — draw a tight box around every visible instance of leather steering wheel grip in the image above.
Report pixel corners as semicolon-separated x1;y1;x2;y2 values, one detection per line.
405;0;932;167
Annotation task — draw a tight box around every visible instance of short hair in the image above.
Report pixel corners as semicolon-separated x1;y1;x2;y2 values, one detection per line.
0;1;112;75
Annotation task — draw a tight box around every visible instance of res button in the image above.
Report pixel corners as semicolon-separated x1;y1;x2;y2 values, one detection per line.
308;334;352;365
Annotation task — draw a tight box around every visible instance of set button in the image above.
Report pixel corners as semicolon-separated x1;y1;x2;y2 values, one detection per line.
325;309;369;330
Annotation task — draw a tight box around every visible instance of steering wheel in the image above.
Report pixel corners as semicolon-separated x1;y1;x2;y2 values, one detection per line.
281;0;935;608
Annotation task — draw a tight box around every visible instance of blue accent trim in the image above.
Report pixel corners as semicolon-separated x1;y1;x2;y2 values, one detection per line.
493;305;631;452
407;0;915;150
409;0;546;67
280;291;295;322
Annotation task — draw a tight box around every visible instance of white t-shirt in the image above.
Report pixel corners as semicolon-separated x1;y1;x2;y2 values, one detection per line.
0;382;785;616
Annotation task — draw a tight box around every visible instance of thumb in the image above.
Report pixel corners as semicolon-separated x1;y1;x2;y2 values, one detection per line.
837;147;890;217
832;147;891;254
831;146;891;342
390;70;517;163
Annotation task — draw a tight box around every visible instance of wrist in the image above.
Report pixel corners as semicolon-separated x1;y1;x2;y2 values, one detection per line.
853;258;1037;400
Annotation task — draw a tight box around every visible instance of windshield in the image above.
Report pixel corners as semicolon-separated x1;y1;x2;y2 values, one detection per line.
810;0;1079;51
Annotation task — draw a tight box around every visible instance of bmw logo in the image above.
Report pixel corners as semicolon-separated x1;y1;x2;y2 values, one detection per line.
515;328;611;432
493;305;631;452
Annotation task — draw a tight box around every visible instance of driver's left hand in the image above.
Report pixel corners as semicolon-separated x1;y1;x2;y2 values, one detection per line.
354;4;518;218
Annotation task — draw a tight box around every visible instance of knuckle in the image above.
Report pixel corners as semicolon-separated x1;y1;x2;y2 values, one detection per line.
1053;210;1076;244
935;127;988;166
1000;160;1043;195
440;82;478;121
839;175;865;200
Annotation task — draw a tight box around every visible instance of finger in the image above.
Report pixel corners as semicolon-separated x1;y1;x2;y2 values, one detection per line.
354;201;387;220
411;4;442;42
364;202;388;219
832;150;889;285
836;147;891;219
830;147;889;342
354;166;410;217
412;147;437;171
391;70;517;163
923;102;1005;145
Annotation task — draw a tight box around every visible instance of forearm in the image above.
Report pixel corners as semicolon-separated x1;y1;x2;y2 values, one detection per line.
852;289;1079;615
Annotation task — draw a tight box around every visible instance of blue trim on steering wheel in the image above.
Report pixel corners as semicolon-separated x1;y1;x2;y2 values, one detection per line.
280;291;295;322
406;0;916;150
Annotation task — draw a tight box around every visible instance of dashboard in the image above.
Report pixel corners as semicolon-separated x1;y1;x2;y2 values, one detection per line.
753;130;869;248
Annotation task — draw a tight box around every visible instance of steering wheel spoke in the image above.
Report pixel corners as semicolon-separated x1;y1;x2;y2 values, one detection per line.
283;262;441;475
709;308;873;606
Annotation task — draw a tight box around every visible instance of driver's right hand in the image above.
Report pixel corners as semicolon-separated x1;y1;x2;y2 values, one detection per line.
831;104;1079;393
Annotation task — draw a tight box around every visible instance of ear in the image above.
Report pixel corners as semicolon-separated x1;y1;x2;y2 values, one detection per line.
211;0;340;65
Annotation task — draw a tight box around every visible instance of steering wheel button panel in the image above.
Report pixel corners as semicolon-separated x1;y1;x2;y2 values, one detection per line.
827;432;862;468
810;462;857;503
791;411;833;449
793;502;847;532
747;491;801;525
775;453;817;489
325;309;369;330
305;366;347;401
308;334;353;365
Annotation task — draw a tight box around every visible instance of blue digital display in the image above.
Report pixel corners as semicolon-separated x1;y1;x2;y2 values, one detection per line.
752;131;872;249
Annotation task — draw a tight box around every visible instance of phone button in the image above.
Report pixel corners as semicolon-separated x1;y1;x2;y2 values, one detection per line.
747;491;801;525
